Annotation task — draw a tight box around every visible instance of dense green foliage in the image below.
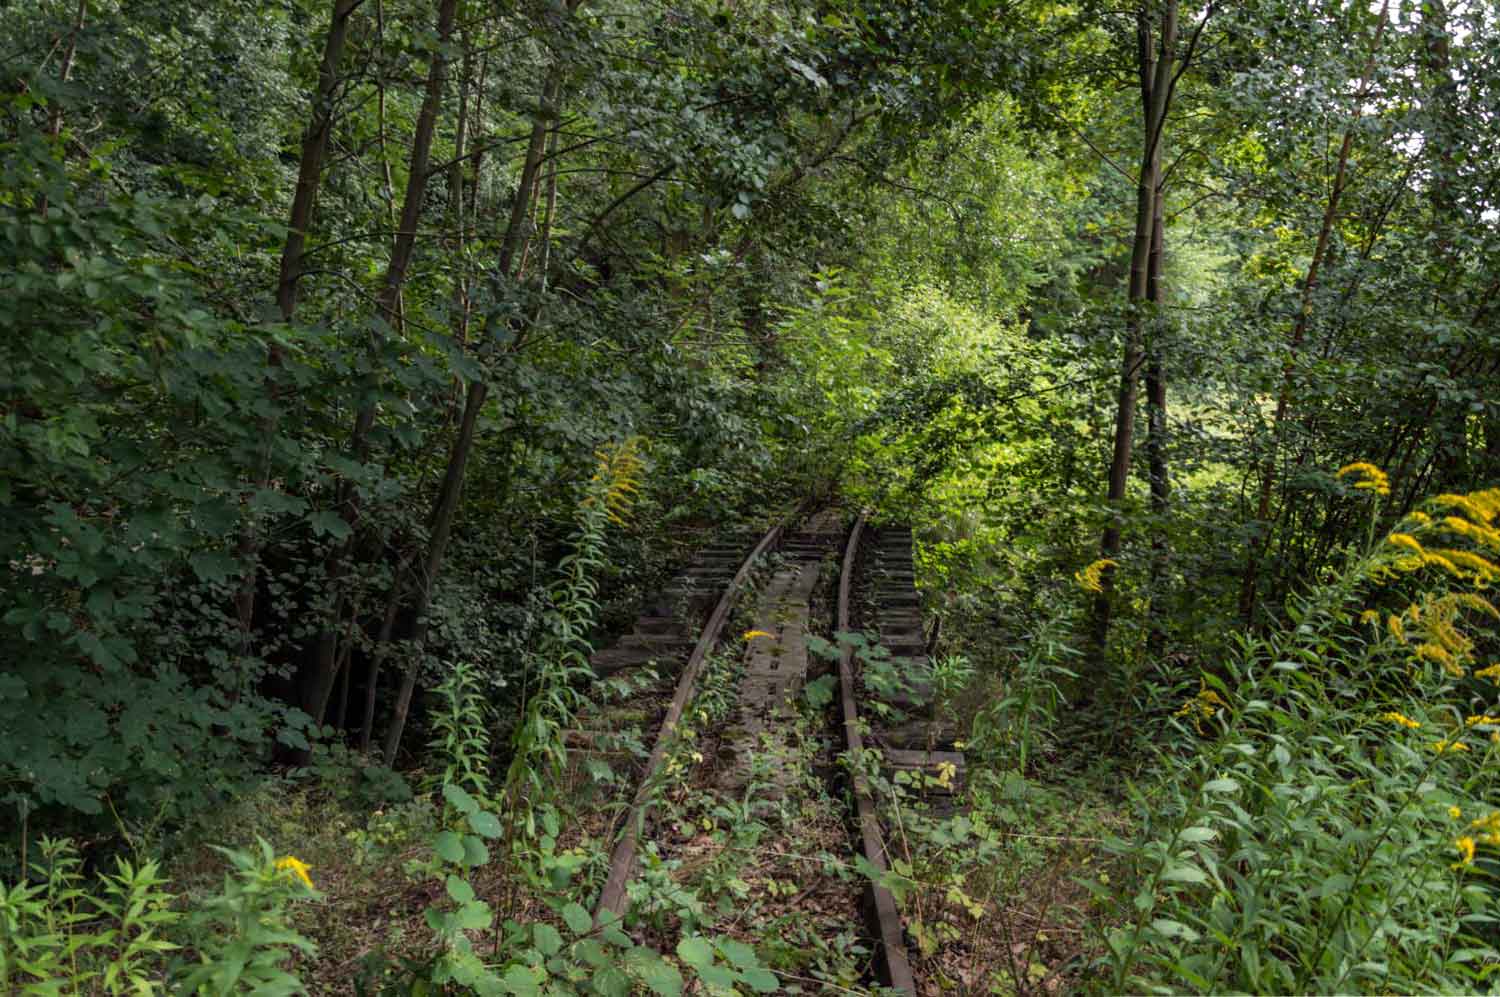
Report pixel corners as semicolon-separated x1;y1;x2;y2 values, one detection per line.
5;0;1500;992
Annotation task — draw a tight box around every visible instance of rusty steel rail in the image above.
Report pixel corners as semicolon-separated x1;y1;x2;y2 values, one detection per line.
593;521;784;927
838;515;916;993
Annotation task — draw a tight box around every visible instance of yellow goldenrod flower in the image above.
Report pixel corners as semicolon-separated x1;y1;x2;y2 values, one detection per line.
1337;462;1390;496
1453;593;1500;620
1426;547;1500;583
1387;614;1407;643
1359;608;1380;625
1442;515;1500;551
1433;493;1492;526
1455;836;1476;867
1386;533;1424;555
1074;558;1118;594
742;629;773;640
1465;715;1500;728
1432;739;1470;754
1450;805;1463;819
1414;642;1464;677
275;856;314;889
1470;812;1500;834
1379;711;1421;730
1405;510;1432;527
1474;664;1500;681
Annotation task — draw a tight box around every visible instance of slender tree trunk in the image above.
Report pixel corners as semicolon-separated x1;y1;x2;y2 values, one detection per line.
235;0;361;639
303;0;459;728
381;56;570;765
1089;0;1177;662
1238;1;1388;623
1144;175;1169;657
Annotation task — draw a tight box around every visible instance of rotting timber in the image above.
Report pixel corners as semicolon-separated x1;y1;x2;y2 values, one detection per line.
574;508;957;994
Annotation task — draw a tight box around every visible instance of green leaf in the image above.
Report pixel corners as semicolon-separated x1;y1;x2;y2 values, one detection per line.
457;901;493;931
626;947;683;996
1160;862;1208;885
576;939;610;968
463;835;490;867
676;936;713;969
562;902;593;935
469;809;503;839
716;938;758;970
592;967;631;997
446;874;475;904
1203;778;1239;794
444;783;479;815
740;967;780;993
533;923;563;957
434;831;465;864
502;964;542;997
696;964;737;990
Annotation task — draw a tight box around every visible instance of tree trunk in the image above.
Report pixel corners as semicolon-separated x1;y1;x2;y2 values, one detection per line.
1089;0;1177;663
380;58;568;766
302;0;459;729
235;0;361;640
1144;175;1169;657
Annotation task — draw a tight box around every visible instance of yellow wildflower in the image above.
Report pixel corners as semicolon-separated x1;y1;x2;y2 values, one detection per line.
1474;664;1500;681
1405;510;1432;527
1387;614;1406;643
1432;493;1493;525
1379;711;1421;730
1442;515;1500;551
275;856;314;889
1385;533;1424;555
1455;836;1476;867
1453;593;1500;620
1426;547;1500;583
1358;609;1379;625
742;630;773;640
1432;739;1470;754
1466;715;1500;728
1074;558;1118;594
1450;806;1463;819
1337;462;1390;496
1414;642;1463;677
1175;683;1229;731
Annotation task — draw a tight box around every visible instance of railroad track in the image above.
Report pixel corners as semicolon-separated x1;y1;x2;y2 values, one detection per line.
576;510;963;993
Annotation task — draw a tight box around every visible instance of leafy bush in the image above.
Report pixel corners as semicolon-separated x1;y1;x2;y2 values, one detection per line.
1096;484;1500;994
0;836;315;995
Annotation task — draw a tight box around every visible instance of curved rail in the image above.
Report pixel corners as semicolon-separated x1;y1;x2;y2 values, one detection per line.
838;515;916;993
593;521;785;926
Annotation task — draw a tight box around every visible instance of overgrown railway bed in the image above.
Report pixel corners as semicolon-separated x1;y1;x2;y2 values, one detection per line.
563;509;963;994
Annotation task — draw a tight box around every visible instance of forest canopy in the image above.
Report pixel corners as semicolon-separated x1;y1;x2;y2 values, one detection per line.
4;0;1500;993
